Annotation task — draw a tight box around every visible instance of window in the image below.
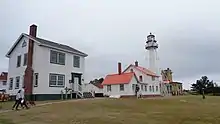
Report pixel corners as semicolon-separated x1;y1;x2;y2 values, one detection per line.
23;53;27;66
34;73;38;87
9;78;13;90
149;86;152;92
119;84;124;91
132;84;136;91
50;50;65;65
107;85;111;92
15;76;20;89
145;85;147;91
22;40;27;47
49;73;65;87
152;86;155;92
152;76;155;81
73;56;80;68
17;55;21;67
156;86;158;92
141;85;144;91
2;81;6;85
130;69;133;72
139;75;143;82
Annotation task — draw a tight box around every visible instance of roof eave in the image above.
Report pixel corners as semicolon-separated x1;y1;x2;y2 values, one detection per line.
6;33;41;58
5;33;25;58
38;44;88;57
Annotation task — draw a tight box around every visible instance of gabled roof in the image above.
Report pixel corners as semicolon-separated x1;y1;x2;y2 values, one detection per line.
0;72;7;81
102;72;138;85
6;33;88;58
123;64;159;77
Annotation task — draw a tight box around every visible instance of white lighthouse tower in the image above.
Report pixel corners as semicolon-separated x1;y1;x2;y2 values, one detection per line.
145;33;159;75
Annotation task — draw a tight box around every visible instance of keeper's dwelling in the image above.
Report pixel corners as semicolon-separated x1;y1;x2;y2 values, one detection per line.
102;61;162;97
5;24;88;100
0;72;8;92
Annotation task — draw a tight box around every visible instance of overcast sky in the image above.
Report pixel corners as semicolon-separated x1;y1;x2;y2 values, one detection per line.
1;0;220;89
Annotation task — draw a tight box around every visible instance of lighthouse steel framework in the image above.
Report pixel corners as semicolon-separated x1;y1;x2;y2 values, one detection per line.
145;33;159;75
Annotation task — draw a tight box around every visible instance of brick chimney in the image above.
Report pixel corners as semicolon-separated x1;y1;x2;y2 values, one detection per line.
118;62;122;75
135;61;138;66
29;24;37;37
24;24;37;100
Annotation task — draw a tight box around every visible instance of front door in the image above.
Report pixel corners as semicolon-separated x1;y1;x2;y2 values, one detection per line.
71;73;82;91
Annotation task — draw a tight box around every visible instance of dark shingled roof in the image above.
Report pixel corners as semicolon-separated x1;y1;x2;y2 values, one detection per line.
6;33;88;57
25;34;88;57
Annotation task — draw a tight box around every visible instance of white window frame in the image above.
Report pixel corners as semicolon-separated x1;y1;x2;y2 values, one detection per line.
50;50;65;65
22;40;27;47
2;81;7;86
23;53;28;66
139;75;143;82
152;86;155;92
145;85;147;91
132;84;136;91
15;76;20;89
34;73;39;87
152;76;155;81
49;73;65;87
9;78;13;90
73;56;80;68
141;84;144;91
119;84;124;91
17;55;21;67
156;86;158;92
107;85;111;92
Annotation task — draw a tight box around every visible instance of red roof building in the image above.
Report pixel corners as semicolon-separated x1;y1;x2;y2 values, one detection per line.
0;72;8;91
102;61;162;97
0;72;7;81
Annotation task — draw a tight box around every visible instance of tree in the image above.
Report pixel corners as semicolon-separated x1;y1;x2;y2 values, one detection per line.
191;76;217;95
89;77;104;84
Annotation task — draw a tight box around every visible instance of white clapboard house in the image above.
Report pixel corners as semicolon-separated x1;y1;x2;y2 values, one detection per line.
102;61;162;97
5;24;88;100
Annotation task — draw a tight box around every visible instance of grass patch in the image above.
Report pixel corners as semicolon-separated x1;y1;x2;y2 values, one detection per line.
0;100;62;110
0;96;220;124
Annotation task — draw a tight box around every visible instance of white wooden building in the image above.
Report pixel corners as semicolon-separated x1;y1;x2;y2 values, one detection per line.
84;83;103;94
102;62;162;97
5;24;88;100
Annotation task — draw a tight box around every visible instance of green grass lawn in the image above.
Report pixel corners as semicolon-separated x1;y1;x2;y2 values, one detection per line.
0;96;220;124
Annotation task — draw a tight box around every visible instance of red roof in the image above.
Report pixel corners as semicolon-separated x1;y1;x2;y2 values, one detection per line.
124;64;159;77
102;72;135;85
0;72;7;81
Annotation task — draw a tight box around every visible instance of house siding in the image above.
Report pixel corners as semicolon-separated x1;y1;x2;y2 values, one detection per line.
124;66;161;96
32;42;85;95
7;36;29;95
103;76;137;96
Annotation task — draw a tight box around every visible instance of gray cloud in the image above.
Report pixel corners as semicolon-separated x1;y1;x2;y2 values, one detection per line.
1;0;220;89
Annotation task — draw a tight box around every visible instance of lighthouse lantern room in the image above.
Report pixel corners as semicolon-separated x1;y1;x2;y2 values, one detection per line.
145;33;159;75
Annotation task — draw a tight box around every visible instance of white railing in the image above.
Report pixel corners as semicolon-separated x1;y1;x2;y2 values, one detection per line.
78;84;82;92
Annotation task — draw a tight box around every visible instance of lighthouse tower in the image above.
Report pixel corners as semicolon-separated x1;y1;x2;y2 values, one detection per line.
145;33;159;75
